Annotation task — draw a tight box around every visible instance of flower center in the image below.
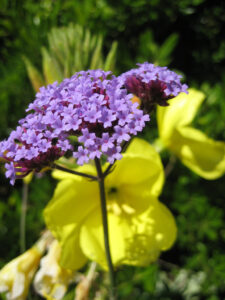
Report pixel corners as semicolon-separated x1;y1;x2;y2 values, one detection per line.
106;185;136;216
108;187;118;195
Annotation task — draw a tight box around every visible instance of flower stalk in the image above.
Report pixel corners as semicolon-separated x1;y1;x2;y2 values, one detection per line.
95;158;116;300
20;181;28;253
103;138;133;177
53;163;98;181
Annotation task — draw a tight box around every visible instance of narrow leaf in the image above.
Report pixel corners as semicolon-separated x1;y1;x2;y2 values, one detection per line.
104;41;118;72
23;56;44;92
90;35;103;69
41;47;63;84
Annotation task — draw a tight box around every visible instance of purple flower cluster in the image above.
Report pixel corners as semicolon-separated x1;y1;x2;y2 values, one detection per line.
119;62;188;111
0;70;149;184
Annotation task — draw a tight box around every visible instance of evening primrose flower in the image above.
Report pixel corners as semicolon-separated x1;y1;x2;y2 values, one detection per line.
34;240;76;300
0;236;47;300
44;138;177;270
157;89;225;179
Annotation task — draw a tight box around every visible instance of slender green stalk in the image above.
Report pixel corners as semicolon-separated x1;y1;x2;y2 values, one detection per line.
103;138;133;177
53;163;98;180
164;155;176;178
95;158;116;300
103;162;115;177
121;138;132;153
54;160;116;297
20;182;28;253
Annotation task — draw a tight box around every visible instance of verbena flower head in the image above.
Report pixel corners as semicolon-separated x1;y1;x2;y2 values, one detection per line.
119;62;188;112
0;70;149;184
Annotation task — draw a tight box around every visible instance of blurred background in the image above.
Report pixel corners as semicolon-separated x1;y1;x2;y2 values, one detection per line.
0;0;225;299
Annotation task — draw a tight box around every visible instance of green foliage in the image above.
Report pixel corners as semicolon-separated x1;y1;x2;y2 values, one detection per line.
137;30;179;66
0;57;33;139
197;78;225;140
24;24;118;91
161;161;225;299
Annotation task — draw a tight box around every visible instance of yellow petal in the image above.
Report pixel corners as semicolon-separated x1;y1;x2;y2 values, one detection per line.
80;207;128;269
44;178;98;269
169;127;225;179
106;138;164;197
113;181;159;214
80;198;177;269
126;137;163;160
44;178;98;227
157;89;205;142
57;224;87;270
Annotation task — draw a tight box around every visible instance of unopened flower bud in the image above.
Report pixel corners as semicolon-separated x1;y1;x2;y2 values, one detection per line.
34;240;76;300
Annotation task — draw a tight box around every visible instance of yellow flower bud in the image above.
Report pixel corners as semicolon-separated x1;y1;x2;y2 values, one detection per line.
0;231;51;300
34;240;76;300
0;247;42;300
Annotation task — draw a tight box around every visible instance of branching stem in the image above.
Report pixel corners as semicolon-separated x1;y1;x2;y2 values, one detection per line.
53;160;116;298
53;163;98;181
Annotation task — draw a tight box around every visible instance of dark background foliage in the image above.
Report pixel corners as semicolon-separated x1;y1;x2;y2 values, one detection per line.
0;0;224;299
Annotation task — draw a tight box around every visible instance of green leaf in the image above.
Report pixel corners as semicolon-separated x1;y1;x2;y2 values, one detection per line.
157;33;179;65
41;47;63;84
82;28;91;69
90;34;103;69
23;56;44;92
62;287;75;300
104;41;118;72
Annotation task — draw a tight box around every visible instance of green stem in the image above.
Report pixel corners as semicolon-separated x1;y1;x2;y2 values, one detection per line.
103;162;115;177
94;158;116;300
164;155;176;178
121;137;133;153
20;182;28;253
53;163;98;181
103;138;133;177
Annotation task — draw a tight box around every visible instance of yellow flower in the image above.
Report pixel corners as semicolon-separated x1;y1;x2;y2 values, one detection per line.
0;238;46;300
157;89;225;179
44;138;177;270
34;240;76;300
